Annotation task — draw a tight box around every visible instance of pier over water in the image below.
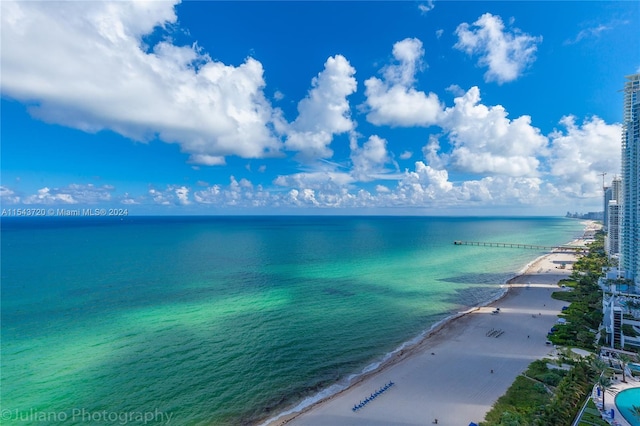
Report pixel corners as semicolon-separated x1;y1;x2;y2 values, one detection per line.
453;240;586;253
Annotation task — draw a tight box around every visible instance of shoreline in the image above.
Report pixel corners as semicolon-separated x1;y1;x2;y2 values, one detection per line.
259;221;598;426
260;278;513;426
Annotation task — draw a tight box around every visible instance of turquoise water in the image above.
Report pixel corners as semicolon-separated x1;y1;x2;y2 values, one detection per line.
1;216;585;425
615;388;640;426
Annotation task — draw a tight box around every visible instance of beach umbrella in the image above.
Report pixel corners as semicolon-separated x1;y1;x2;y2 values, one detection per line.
469;423;479;426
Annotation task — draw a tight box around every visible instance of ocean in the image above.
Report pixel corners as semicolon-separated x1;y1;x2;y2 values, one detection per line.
0;216;586;425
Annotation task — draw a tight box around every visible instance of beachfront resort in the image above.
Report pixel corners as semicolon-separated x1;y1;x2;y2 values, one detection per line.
487;73;640;426
585;73;640;426
496;73;640;426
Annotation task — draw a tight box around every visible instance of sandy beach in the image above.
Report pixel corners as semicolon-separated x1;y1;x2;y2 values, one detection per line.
265;229;594;426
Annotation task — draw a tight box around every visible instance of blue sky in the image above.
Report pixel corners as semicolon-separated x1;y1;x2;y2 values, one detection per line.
1;1;638;215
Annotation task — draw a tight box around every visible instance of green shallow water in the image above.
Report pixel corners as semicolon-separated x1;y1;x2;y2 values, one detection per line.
1;216;586;425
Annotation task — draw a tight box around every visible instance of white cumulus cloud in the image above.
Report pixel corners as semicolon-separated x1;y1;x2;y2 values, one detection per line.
418;1;435;15
440;86;547;176
0;186;21;204
1;0;282;165
21;184;114;205
363;38;442;127
274;171;354;190
350;135;393;181
149;185;193;206
547;115;622;197
285;55;357;160
194;177;270;207
454;13;542;84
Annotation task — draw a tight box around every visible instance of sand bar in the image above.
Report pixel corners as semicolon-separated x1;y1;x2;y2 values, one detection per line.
264;228;595;426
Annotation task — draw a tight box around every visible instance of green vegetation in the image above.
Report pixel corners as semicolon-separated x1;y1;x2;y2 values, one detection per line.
526;359;567;387
547;232;607;350
538;361;600;426
572;232;607;271
596;372;613;409
618;353;635;383
622;323;639;338
576;399;609;426
480;375;551;426
480;359;599;426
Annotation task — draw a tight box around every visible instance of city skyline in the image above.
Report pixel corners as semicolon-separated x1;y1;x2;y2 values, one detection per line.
2;1;639;215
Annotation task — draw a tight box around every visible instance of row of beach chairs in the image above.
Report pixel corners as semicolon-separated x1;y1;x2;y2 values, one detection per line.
352;381;394;412
486;328;504;338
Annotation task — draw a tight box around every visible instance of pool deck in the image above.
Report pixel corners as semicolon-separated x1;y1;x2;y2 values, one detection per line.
593;375;640;426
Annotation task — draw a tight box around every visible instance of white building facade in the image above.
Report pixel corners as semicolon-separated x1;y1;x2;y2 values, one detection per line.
606;177;622;259
620;74;640;289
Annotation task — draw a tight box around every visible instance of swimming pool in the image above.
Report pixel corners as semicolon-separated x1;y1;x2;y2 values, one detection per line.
615;387;640;426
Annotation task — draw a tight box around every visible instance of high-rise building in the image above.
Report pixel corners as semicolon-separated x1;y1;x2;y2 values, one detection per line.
603;185;612;231
606;177;622;258
620;73;640;288
607;201;621;258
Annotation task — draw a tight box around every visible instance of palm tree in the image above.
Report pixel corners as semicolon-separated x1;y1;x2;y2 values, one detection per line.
618;354;635;383
597;373;613;409
590;357;608;383
632;405;640;420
